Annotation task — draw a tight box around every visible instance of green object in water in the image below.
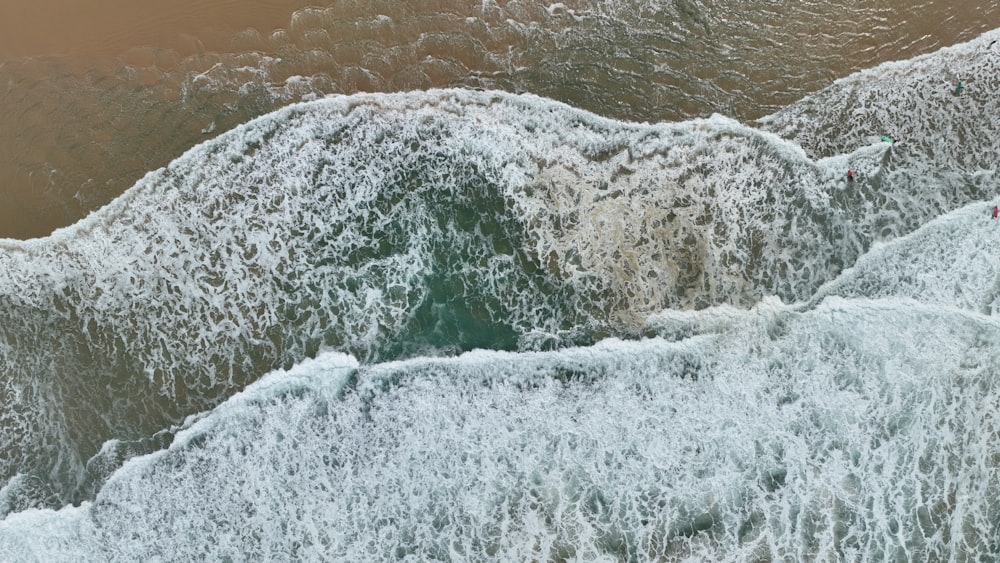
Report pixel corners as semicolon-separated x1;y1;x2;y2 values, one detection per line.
955;81;964;94
881;135;895;144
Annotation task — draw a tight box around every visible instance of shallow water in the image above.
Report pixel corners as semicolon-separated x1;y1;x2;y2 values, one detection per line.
0;0;996;238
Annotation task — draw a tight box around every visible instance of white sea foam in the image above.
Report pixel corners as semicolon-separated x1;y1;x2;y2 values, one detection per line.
760;28;1000;169
809;201;1000;313
0;78;996;510
3;297;998;561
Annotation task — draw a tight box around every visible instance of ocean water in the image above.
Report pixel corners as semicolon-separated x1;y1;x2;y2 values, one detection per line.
2;0;995;238
2;7;1000;563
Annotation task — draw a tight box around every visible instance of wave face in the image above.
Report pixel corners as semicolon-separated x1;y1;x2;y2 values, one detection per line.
1;25;1000;563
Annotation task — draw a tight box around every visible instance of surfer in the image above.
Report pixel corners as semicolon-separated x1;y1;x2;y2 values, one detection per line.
846;169;854;182
881;135;898;144
955;81;964;95
993;205;998;219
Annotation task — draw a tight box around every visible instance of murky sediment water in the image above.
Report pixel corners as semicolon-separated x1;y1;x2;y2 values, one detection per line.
0;0;995;238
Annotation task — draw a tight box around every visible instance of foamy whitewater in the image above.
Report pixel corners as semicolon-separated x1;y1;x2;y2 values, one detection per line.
1;27;1000;562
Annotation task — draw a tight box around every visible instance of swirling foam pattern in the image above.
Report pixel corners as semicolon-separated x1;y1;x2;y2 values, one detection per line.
3;297;999;561
0;85;989;509
2;28;1000;561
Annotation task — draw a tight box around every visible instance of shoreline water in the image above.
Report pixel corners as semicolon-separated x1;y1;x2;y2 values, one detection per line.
0;0;312;58
0;0;996;239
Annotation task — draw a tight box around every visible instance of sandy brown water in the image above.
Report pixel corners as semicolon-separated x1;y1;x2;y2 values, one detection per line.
0;0;310;58
0;0;996;239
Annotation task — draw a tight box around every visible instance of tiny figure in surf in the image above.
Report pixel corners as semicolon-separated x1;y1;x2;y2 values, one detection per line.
955;81;964;95
993;205;998;219
846;169;854;182
881;135;899;144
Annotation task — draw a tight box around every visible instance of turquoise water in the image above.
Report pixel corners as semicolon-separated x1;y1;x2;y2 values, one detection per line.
2;23;1000;562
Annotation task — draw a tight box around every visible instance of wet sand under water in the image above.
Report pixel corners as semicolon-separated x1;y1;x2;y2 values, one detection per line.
0;0;312;59
0;0;318;238
0;0;995;239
